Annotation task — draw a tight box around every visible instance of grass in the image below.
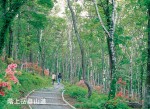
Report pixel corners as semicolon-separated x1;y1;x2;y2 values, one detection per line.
64;84;131;109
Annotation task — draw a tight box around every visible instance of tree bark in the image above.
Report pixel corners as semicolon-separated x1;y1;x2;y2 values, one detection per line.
145;4;150;108
16;13;21;60
140;64;144;103
67;0;92;98
129;55;133;101
68;22;73;83
93;0;117;99
38;30;45;75
8;25;13;58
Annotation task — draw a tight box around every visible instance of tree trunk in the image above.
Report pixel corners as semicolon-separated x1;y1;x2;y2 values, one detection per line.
93;0;117;99
129;55;133;101
144;4;150;108
106;0;117;99
68;22;73;83
37;29;44;75
8;0;13;58
16;13;21;60
0;1;26;55
8;25;13;58
140;64;144;103
29;50;33;63
39;30;45;75
67;0;92;98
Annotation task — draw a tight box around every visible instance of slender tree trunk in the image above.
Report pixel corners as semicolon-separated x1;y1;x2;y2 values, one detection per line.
101;39;105;90
8;25;13;58
90;58;94;87
41;52;45;75
56;55;58;77
93;0;117;99
140;64;144;103
129;55;133;101
29;50;33;62
65;56;68;81
67;0;92;98
38;30;45;75
145;5;150;108
68;22;73;83
16;13;21;60
8;0;13;58
0;0;7;55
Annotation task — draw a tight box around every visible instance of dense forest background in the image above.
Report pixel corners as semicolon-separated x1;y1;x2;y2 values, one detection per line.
0;0;150;108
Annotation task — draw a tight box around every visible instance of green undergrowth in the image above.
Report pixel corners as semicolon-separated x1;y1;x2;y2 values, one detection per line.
0;71;51;109
0;60;7;71
64;84;131;109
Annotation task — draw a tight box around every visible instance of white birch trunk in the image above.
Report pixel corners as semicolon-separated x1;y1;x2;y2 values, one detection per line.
68;22;73;83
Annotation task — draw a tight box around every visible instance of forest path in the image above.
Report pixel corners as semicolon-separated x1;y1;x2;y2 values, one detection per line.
27;83;71;109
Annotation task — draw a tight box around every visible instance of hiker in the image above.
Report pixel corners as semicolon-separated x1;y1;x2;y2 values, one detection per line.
52;73;56;85
57;73;62;85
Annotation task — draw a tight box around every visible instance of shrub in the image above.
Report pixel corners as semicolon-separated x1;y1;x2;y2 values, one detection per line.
65;84;130;109
65;85;87;99
0;60;7;74
0;63;19;97
105;99;129;109
0;71;51;109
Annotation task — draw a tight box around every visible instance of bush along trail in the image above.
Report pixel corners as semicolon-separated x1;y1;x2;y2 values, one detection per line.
0;63;74;109
0;63;142;109
64;83;132;109
0;63;51;109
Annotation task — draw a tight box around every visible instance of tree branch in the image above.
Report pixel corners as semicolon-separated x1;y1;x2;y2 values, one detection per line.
92;0;111;38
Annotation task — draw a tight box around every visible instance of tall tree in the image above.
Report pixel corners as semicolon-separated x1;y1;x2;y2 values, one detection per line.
67;0;92;98
145;1;150;108
93;0;117;99
0;0;53;55
0;0;27;55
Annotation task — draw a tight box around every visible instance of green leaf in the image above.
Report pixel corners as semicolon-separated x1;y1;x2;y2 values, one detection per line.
37;0;53;8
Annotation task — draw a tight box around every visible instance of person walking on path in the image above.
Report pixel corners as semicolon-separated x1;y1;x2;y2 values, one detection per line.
52;73;56;85
57;73;62;85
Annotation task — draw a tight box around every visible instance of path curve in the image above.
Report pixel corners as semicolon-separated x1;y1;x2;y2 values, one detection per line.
26;83;73;109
